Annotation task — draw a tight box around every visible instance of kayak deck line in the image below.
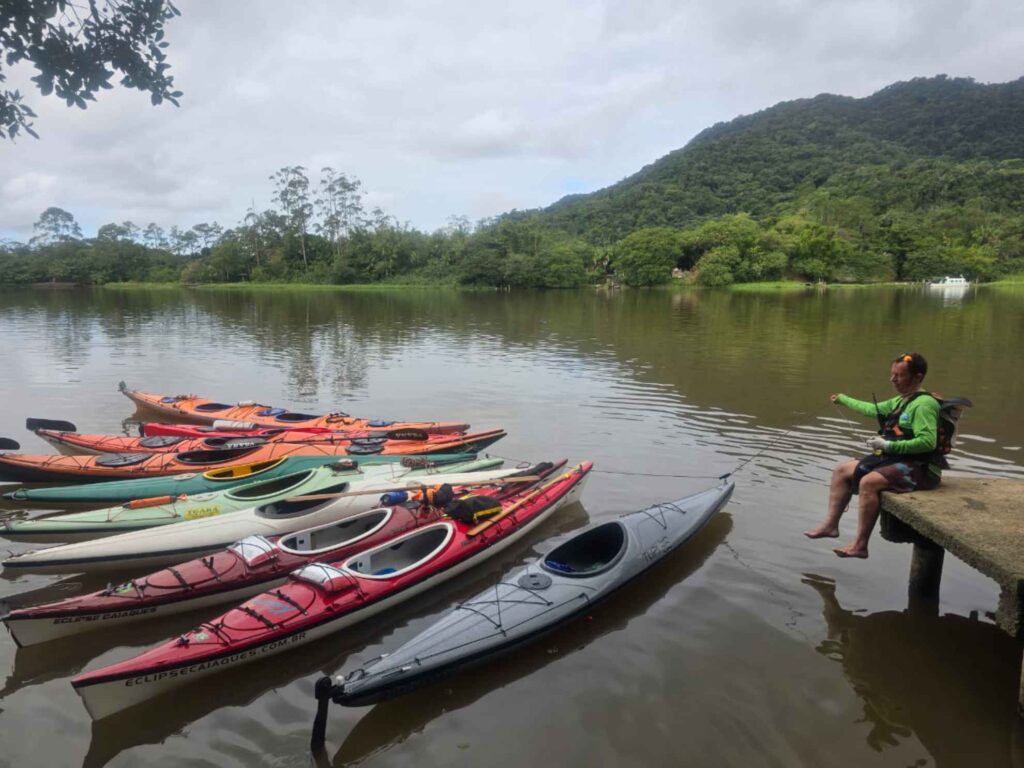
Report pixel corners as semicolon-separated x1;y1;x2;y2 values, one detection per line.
5;464;566;648
70;464;590;718
319;477;731;723
1;460;512;573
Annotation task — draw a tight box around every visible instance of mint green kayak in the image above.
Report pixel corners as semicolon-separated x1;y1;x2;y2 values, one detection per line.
1;457;504;544
0;453;479;506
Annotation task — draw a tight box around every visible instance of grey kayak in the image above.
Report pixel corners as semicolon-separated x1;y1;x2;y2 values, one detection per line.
331;478;734;707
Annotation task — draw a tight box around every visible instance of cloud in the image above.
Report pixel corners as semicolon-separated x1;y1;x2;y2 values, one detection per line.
0;0;1021;240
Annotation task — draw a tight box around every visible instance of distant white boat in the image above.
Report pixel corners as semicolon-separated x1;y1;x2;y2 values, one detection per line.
930;275;968;286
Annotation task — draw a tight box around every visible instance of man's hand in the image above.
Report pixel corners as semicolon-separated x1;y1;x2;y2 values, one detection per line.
865;436;889;453
830;394;840;404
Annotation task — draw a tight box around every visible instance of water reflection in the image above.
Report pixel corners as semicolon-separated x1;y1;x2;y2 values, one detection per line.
1;285;1023;766
2;286;1023;458
925;284;972;305
326;512;733;766
803;574;1024;767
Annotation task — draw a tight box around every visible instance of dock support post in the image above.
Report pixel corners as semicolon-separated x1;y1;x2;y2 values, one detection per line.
1020;653;1024;717
908;541;944;599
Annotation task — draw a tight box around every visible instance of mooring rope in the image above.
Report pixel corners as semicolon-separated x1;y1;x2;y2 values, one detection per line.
487;426;795;482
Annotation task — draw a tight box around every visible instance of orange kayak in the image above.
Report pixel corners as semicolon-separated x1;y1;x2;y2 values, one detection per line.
34;427;481;456
0;429;506;484
119;382;470;434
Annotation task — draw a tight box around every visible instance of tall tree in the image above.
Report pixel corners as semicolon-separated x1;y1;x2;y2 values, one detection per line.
242;203;263;268
31;206;82;245
191;222;224;251
316;167;364;258
143;222;167;249
270;166;313;269
1;0;183;140
95;221;140;242
167;224;198;256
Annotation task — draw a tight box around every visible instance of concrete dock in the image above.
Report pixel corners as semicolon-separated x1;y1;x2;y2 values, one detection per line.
879;476;1024;713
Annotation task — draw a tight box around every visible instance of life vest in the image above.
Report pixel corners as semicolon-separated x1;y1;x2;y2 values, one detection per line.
876;391;972;468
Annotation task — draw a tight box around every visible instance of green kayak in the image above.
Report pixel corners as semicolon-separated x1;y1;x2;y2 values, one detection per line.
0;453;479;506
1;457;504;543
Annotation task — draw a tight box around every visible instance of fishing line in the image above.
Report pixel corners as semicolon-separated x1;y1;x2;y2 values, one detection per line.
831;400;864;442
487;425;797;483
485;453;723;480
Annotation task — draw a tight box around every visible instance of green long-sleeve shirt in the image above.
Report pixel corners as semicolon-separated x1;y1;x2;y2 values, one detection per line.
836;391;940;459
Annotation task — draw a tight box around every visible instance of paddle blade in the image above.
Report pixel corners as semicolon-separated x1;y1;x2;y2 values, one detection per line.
311;676;334;751
0;438;20;450
25;418;78;433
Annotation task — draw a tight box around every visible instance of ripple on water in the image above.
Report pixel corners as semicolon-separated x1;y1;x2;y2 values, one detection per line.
0;287;1021;767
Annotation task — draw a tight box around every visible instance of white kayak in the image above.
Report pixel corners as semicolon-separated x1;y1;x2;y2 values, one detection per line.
1;459;472;544
1;459;514;575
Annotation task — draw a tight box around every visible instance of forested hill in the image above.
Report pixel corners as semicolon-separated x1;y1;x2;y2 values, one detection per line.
4;75;1022;288
529;75;1024;245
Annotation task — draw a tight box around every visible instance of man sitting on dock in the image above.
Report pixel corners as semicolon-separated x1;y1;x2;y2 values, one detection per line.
804;352;942;559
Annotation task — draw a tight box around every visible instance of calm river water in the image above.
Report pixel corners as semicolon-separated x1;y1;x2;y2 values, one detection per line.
0;284;1022;768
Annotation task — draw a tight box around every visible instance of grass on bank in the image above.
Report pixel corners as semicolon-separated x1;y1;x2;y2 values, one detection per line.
97;277;1023;292
726;281;813;292
101;281;459;292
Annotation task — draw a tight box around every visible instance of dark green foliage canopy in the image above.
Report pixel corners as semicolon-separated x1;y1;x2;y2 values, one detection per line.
0;0;182;139
533;76;1024;245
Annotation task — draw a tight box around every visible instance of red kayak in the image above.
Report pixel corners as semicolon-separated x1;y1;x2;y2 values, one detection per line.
72;462;592;720
0;429;506;484
4;461;563;647
34;426;465;456
120;383;469;434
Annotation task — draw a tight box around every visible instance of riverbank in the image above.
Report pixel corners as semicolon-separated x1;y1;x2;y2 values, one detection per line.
25;275;1024;293
100;281;459;292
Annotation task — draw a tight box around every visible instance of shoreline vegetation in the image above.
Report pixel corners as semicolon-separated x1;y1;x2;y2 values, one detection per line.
19;276;1020;294
3;77;1022;291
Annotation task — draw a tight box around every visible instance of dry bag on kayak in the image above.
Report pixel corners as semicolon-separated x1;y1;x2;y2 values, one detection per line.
445;495;502;524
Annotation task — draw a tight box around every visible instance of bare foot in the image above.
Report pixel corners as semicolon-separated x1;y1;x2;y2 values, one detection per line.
803;527;839;539
833;543;869;559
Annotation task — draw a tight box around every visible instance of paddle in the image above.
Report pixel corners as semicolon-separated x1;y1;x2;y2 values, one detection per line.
25;417;78;432
0;438;20;451
266;428;431;446
285;475;542;503
468;465;580;537
311;677;334;752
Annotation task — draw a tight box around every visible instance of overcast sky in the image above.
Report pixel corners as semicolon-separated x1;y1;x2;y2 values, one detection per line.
1;0;1022;241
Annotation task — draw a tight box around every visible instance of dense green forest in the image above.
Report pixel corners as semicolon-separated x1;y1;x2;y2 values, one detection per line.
2;75;1023;288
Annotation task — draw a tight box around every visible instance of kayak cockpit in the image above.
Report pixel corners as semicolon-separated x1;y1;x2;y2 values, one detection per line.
542;522;627;578
278;508;392;555
273;412;318;422
175;447;261;465
255;482;349;518
343;523;453;579
203;457;287;481
225;470;316;501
